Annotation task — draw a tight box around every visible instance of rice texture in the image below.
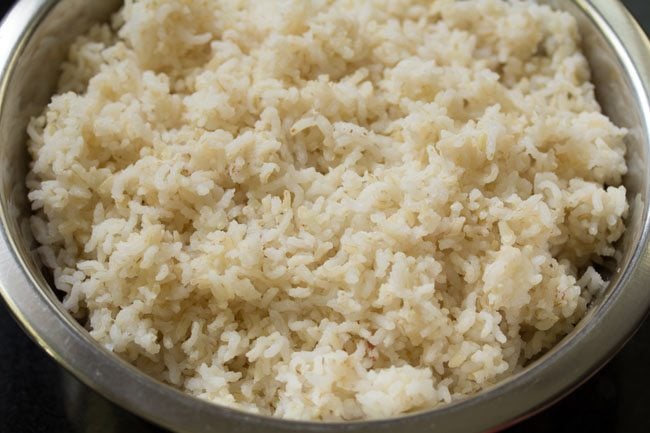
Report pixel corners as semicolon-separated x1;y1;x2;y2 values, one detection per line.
27;0;628;420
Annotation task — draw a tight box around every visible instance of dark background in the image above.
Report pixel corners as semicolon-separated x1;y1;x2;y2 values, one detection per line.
1;1;649;432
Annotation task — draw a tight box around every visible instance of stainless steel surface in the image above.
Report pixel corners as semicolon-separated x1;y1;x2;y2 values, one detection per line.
0;1;649;432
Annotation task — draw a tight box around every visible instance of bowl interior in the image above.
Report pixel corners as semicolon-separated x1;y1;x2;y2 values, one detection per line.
0;0;124;289
0;0;649;432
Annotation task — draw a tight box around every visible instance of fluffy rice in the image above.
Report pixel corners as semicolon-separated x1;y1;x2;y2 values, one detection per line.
26;0;628;420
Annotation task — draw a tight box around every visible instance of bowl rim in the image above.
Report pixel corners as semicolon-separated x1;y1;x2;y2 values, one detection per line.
1;0;650;432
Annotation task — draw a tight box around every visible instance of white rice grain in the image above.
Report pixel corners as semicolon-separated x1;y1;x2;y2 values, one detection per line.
27;0;628;421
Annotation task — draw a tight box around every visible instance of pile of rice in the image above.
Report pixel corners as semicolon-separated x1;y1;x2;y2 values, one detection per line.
27;0;628;420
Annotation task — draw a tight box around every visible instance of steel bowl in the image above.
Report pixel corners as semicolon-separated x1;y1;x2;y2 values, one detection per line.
1;0;649;432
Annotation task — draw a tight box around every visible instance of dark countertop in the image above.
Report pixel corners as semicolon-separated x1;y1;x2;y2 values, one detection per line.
1;1;649;432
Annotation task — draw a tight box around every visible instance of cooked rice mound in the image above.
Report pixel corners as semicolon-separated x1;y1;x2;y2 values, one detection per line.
27;0;628;420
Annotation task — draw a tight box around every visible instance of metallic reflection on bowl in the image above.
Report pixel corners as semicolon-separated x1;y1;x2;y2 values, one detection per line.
61;369;163;433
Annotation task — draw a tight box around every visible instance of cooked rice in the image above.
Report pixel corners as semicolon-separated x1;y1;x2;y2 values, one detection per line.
26;0;628;420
